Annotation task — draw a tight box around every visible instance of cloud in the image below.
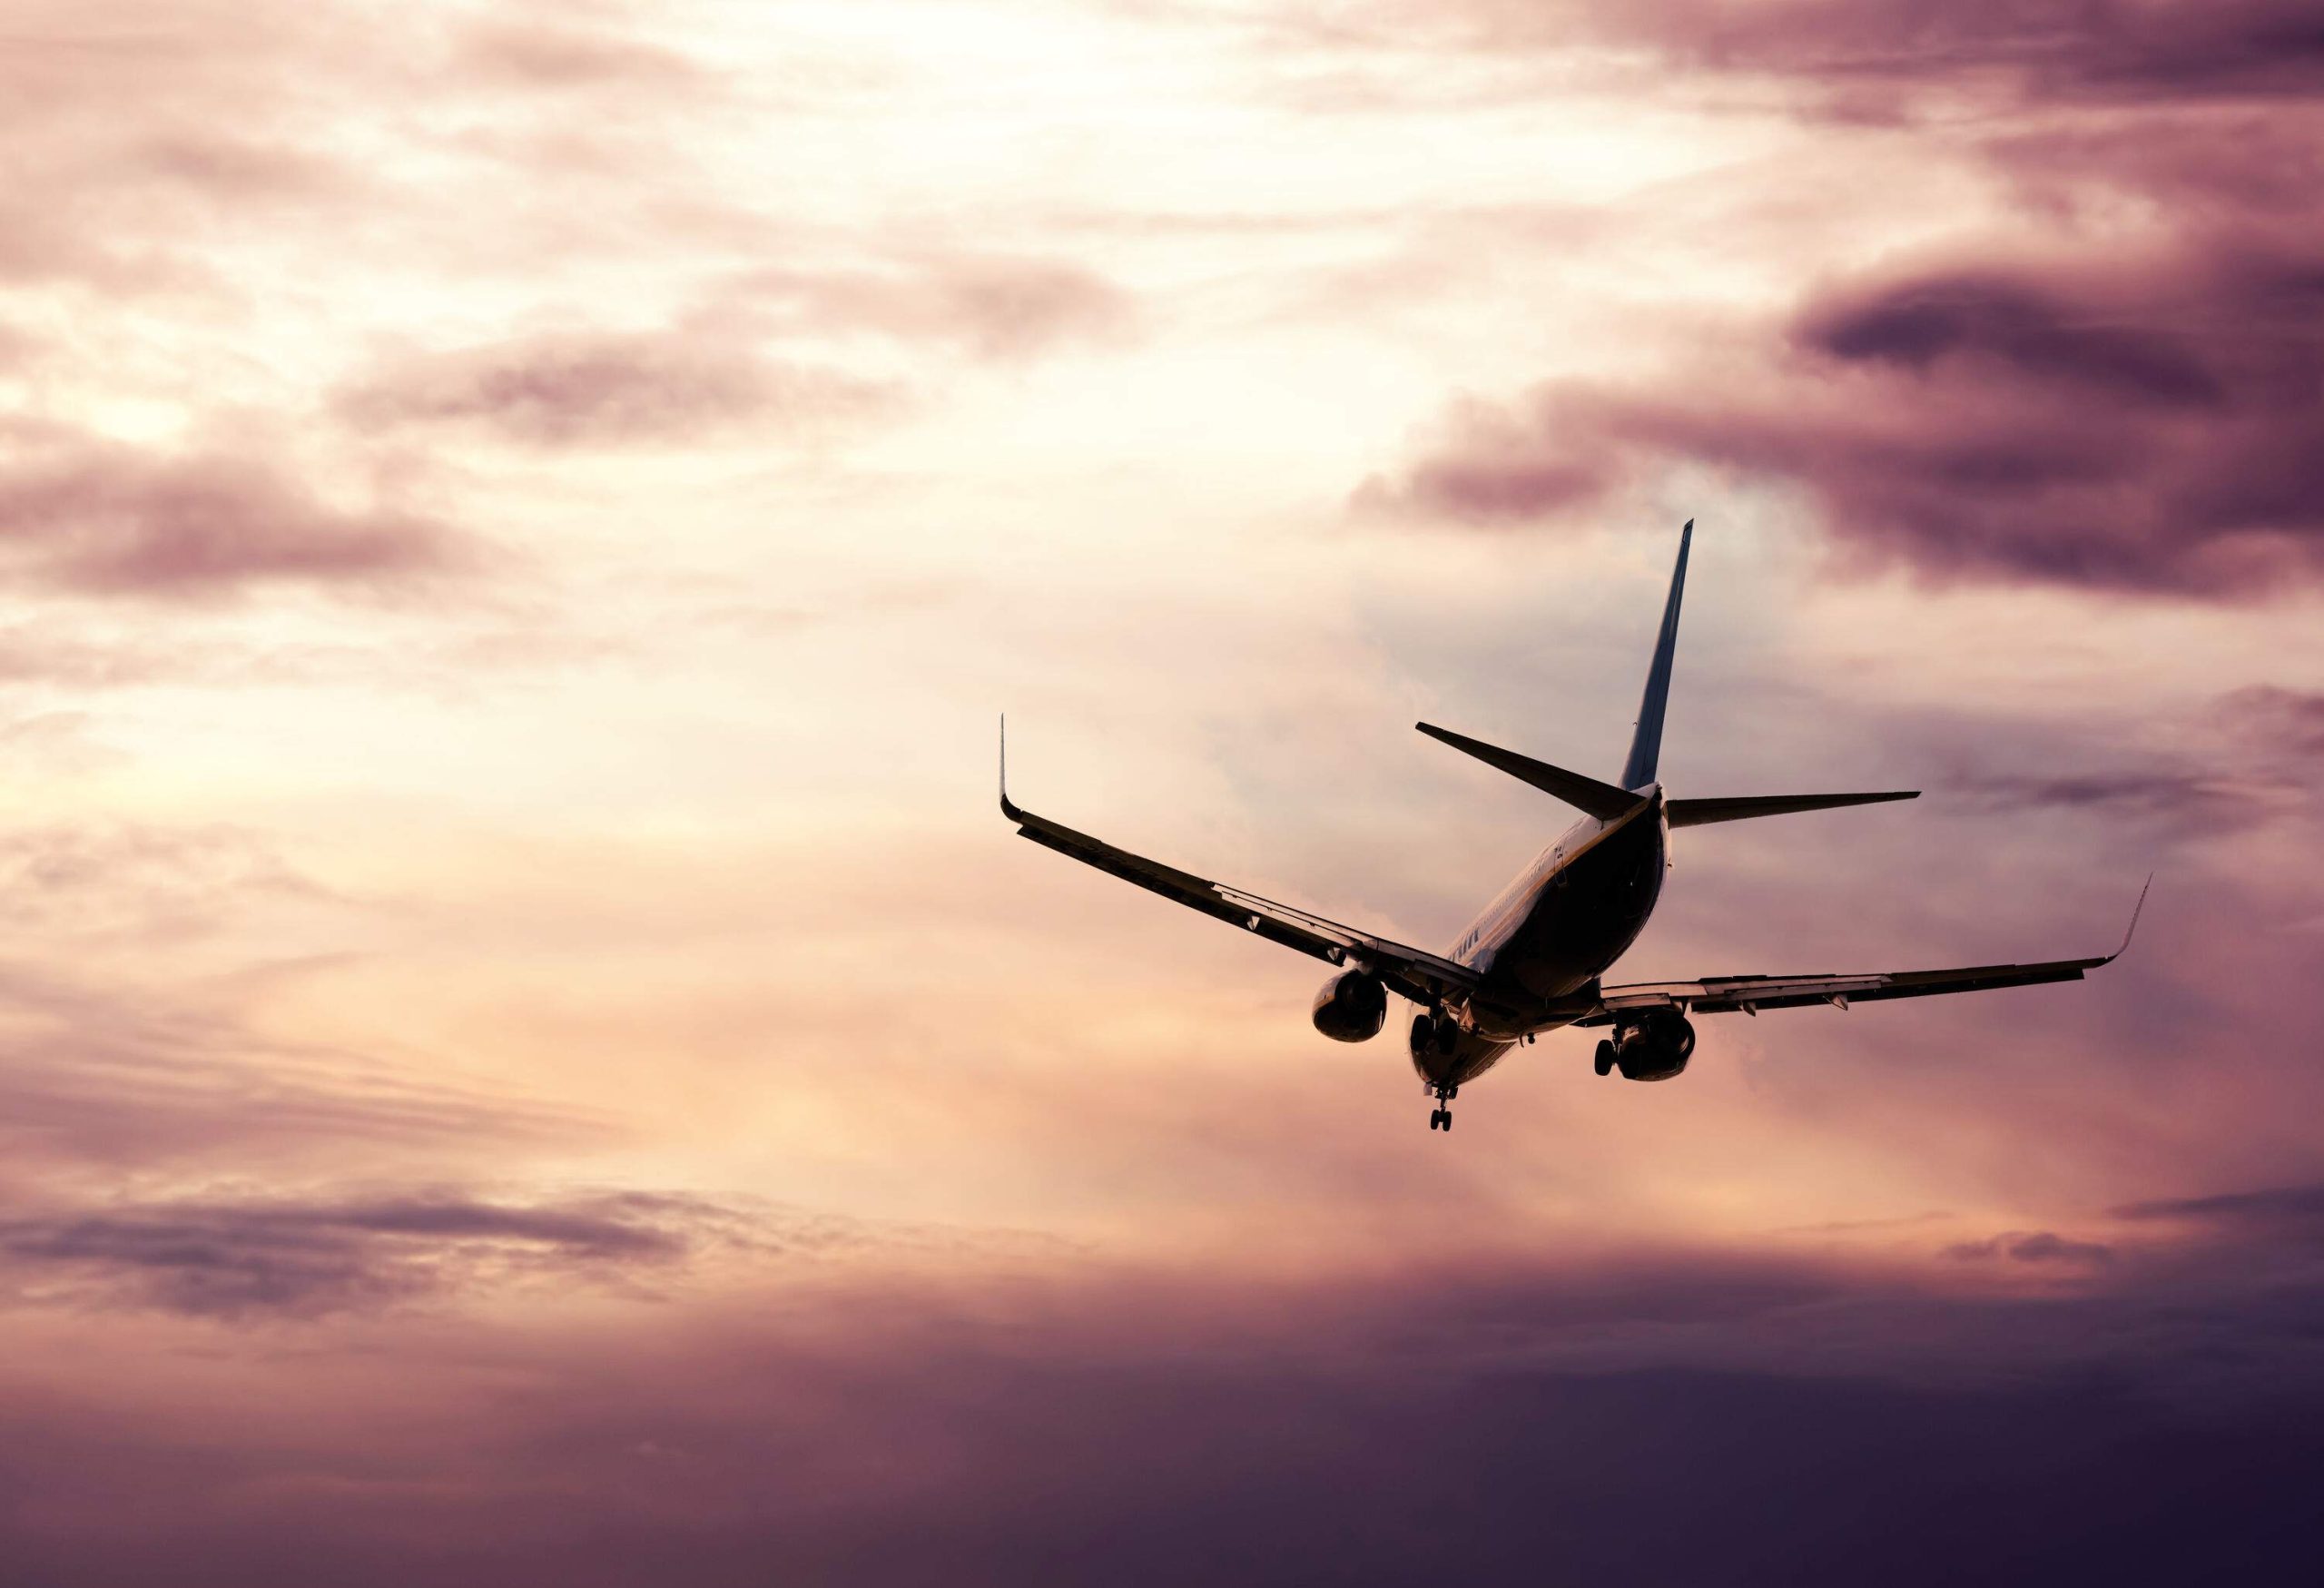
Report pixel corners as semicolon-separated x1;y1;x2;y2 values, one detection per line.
2220;687;2324;757
1359;233;2324;595
337;325;891;449
0;2;738;295
1337;0;2324;597
334;257;1134;449
1942;770;2285;831
0;823;330;944
3;1207;2323;1583
0;3;379;291
0;957;597;1178
1941;1229;2115;1264
0;1189;734;1318
451;17;714;94
0;434;478;600
1362;0;2324;105
2116;1181;2324;1235
731;254;1138;361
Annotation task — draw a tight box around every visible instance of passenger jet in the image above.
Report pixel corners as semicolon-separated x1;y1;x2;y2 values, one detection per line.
1000;521;2143;1130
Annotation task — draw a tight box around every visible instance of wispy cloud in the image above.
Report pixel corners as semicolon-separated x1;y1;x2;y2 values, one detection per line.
338;326;891;449
0;1189;728;1318
1941;1228;2115;1264
0;433;480;600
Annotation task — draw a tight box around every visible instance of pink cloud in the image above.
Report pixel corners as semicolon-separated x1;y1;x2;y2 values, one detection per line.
0;437;478;599
337;326;891;449
730;254;1137;361
452;17;714;94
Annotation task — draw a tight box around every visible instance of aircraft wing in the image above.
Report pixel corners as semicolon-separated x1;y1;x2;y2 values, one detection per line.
1577;882;2150;1024
1000;733;1480;1009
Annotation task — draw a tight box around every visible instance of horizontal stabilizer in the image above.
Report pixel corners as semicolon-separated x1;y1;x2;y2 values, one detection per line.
1666;791;1918;827
1415;723;1644;821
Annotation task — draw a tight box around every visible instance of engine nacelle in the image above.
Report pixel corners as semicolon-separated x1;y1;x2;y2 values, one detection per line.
1613;1011;1696;1081
1311;971;1387;1042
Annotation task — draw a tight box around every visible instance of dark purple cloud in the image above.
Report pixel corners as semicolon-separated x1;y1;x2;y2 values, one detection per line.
1795;269;2224;407
1390;0;2324;104
0;436;477;599
1361;234;2324;594
1942;1228;2115;1263
2117;1180;2324;1234
0;1190;724;1318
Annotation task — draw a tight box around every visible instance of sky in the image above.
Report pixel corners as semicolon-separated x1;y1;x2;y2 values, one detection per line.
2;0;2322;1581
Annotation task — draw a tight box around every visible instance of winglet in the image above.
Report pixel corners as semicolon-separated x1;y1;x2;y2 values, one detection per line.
2105;873;2153;964
1000;715;1023;821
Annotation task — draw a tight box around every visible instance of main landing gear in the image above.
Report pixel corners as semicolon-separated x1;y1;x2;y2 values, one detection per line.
1426;1081;1456;1131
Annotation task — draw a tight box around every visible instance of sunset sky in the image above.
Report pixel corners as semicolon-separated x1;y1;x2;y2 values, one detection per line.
4;1;2322;1580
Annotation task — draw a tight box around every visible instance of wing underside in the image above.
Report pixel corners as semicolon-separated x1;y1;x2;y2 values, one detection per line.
1580;882;2150;1024
1000;734;1480;1009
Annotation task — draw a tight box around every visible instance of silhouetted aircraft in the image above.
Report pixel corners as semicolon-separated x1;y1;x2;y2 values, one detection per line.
1000;521;2145;1131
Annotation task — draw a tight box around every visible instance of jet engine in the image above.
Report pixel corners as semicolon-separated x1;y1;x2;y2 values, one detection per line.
1609;1010;1696;1081
1311;970;1387;1042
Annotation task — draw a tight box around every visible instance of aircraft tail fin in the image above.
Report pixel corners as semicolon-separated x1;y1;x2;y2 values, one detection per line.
1620;520;1691;792
1666;790;1919;827
1416;722;1644;820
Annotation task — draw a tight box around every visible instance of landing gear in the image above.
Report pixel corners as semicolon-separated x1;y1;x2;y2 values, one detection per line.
1593;1040;1615;1077
1424;1081;1457;1131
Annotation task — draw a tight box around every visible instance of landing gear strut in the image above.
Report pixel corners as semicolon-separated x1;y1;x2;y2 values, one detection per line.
1426;1081;1457;1131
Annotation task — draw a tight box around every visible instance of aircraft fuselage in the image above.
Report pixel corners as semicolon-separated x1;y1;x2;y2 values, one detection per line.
1412;789;1667;1088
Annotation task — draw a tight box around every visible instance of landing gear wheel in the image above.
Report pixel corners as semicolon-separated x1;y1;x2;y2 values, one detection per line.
1594;1040;1615;1077
1428;1109;1450;1131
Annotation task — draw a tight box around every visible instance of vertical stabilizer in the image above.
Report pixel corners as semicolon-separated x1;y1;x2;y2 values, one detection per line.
1620;520;1691;791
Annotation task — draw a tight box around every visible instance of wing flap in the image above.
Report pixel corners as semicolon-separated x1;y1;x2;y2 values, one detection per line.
1581;961;2097;1021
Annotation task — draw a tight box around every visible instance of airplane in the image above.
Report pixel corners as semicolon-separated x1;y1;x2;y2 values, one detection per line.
1000;520;2146;1132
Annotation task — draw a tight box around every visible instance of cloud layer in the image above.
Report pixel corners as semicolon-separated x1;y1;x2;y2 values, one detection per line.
5;1;2322;1582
